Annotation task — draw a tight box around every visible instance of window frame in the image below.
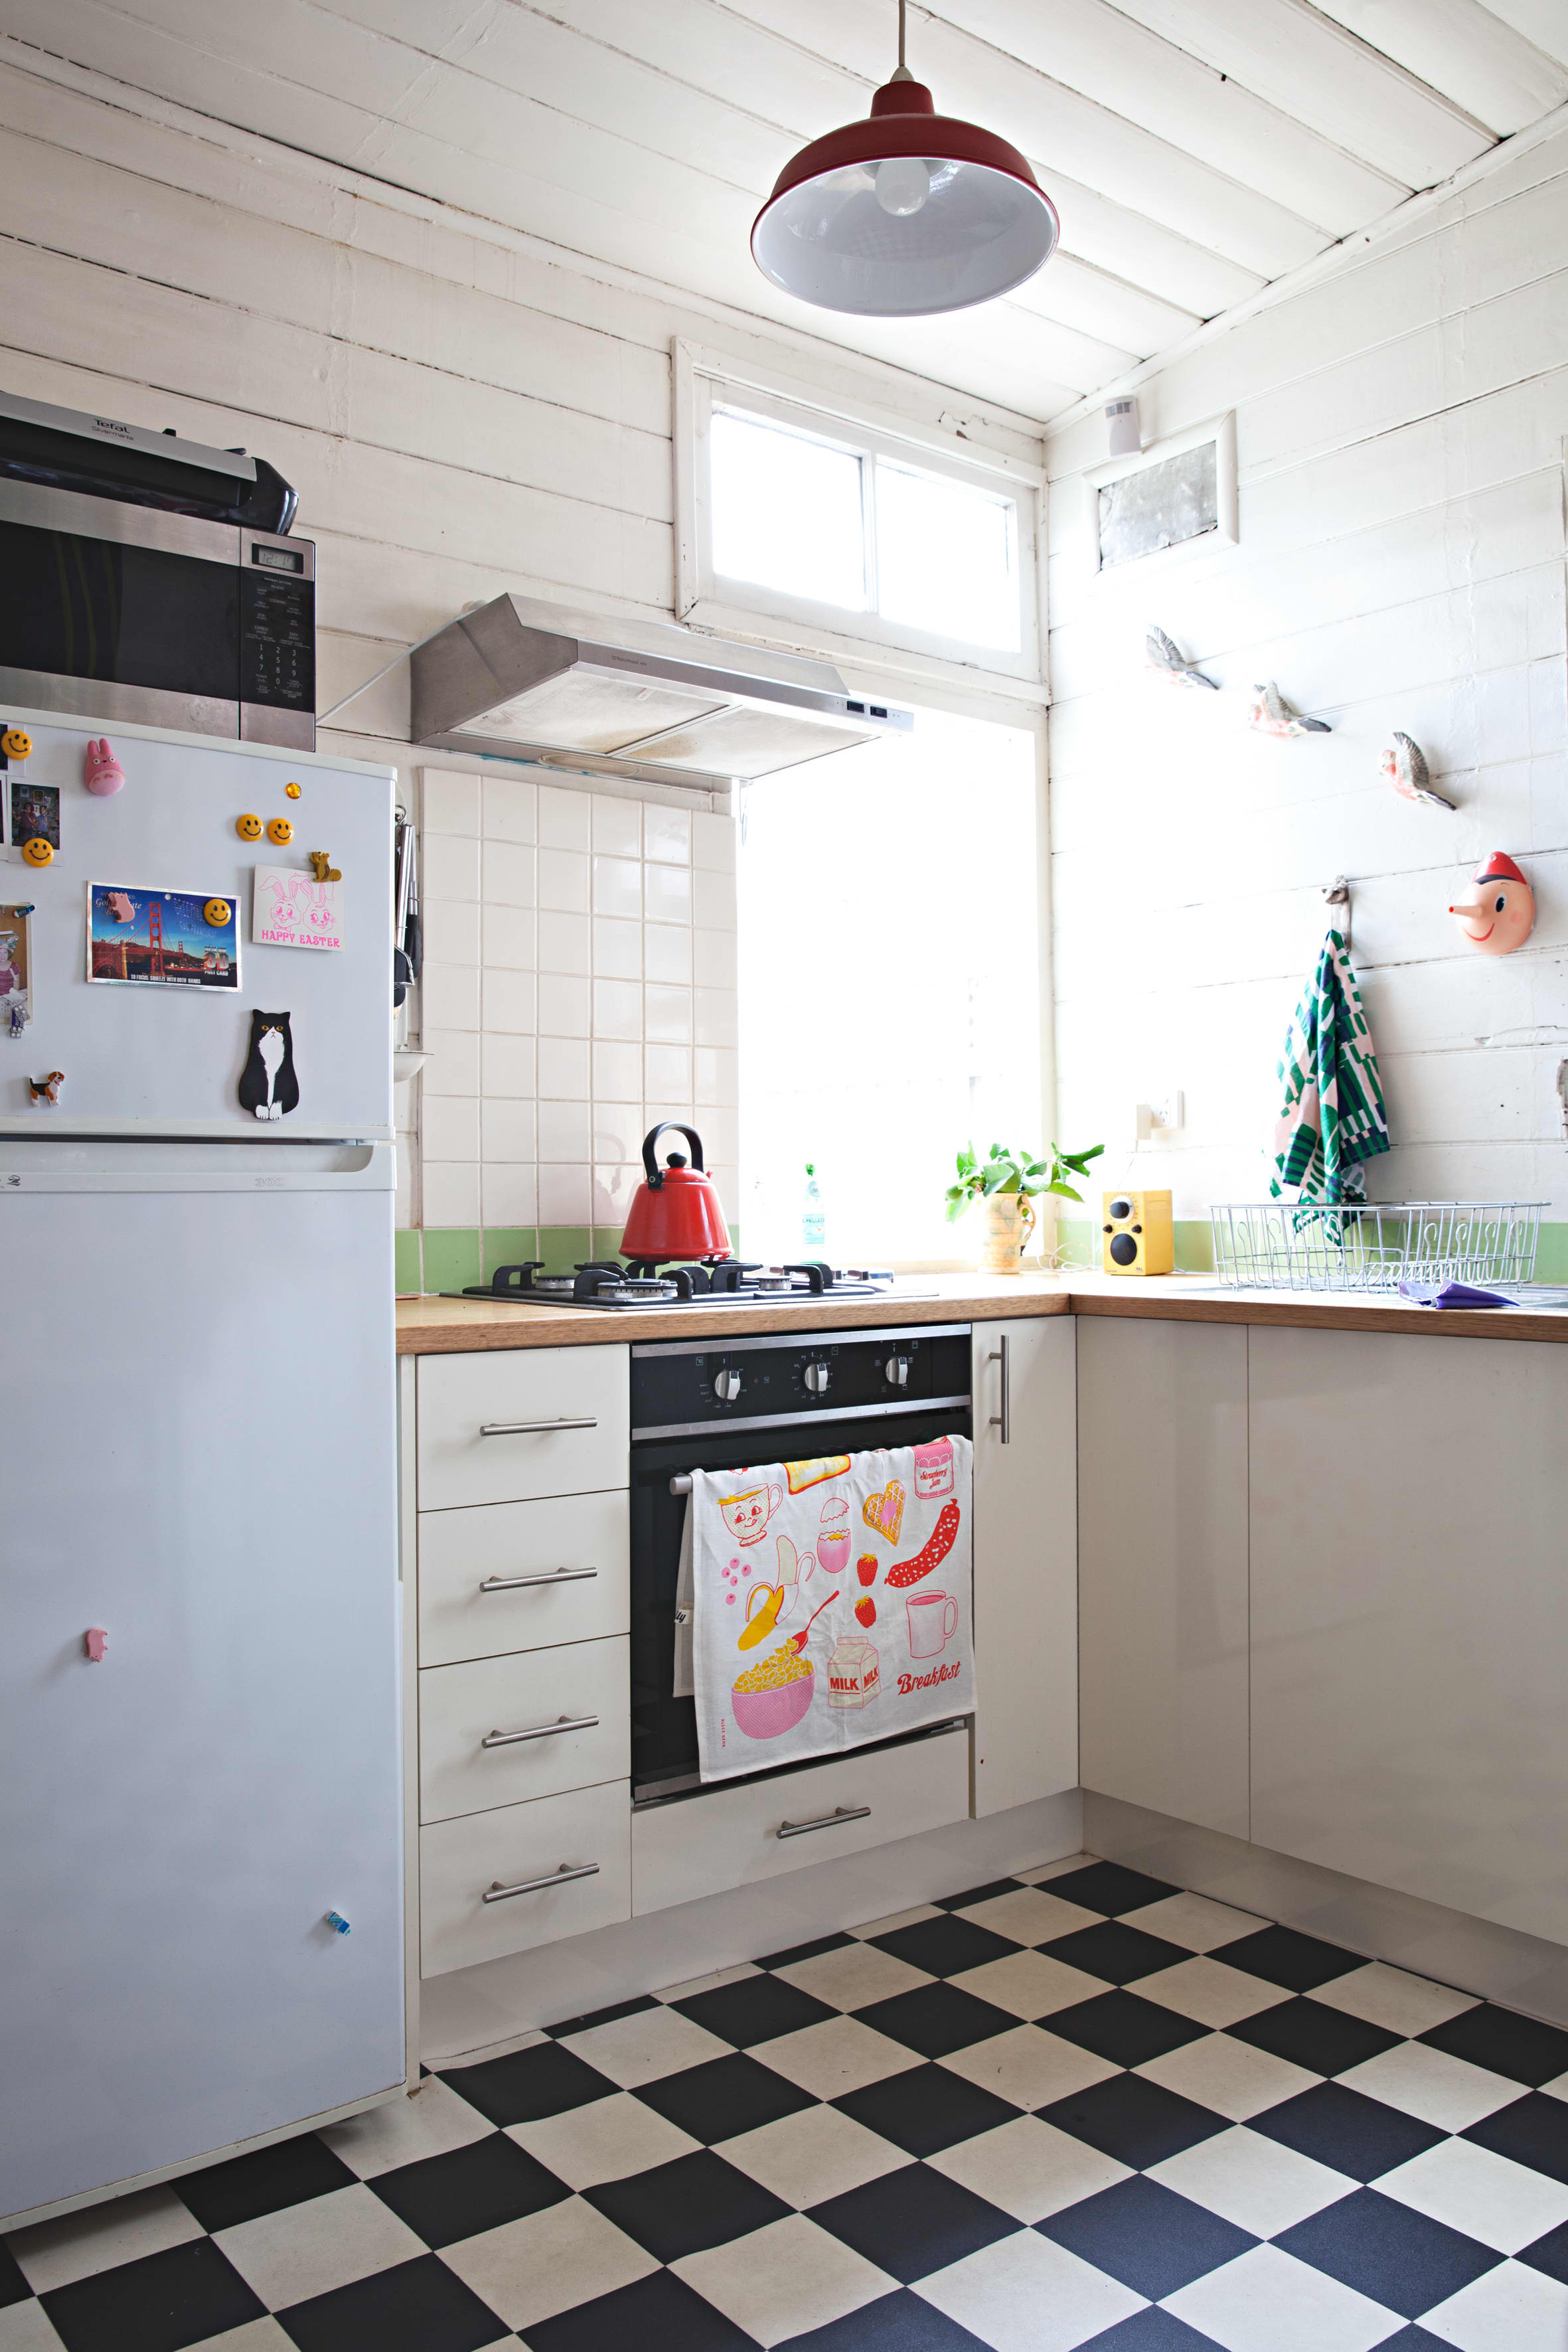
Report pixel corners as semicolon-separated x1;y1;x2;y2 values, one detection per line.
1082;411;1238;580
674;340;1045;694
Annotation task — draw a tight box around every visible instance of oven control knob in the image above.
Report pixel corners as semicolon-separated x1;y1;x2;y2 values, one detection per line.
714;1368;742;1404
803;1358;831;1395
884;1354;910;1389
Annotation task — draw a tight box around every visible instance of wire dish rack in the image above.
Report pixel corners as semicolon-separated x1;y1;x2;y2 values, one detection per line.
1210;1200;1544;1293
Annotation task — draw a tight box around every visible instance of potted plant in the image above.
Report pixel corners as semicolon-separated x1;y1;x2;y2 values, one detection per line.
945;1140;1105;1273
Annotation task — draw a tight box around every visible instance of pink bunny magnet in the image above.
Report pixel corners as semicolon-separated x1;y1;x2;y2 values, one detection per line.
83;739;125;797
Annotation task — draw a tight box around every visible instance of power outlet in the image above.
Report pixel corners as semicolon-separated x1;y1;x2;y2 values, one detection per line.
1135;1090;1184;1141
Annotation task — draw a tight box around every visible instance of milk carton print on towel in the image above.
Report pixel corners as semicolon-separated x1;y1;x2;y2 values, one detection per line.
686;1437;975;1782
238;1011;299;1120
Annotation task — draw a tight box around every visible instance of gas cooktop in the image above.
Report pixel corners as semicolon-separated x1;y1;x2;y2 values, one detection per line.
444;1259;934;1310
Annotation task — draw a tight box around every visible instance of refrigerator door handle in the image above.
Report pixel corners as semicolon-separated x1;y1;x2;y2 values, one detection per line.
0;1141;395;1193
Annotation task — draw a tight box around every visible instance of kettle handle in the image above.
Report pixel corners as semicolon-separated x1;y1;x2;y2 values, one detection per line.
642;1121;705;1190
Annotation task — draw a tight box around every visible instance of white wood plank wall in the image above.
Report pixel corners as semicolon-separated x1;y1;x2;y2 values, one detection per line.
0;50;1041;1243
1044;126;1568;1231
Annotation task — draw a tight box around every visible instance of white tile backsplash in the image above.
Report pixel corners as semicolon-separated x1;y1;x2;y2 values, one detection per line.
416;770;739;1249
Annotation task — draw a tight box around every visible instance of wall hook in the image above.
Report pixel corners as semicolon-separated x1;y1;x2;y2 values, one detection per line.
1323;877;1351;950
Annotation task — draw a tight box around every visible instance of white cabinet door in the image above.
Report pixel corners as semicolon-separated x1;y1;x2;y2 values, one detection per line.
418;1491;629;1667
971;1317;1077;1816
416;1346;629;1511
1250;1326;1568;1946
1078;1320;1250;1838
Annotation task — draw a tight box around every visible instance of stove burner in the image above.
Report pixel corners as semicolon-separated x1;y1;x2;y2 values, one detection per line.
449;1255;909;1310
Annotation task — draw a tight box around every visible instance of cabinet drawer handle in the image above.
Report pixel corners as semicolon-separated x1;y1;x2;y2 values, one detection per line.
479;1568;598;1592
776;1802;871;1840
479;1417;599;1436
483;1861;599;1903
988;1333;1010;1445
482;1712;599;1749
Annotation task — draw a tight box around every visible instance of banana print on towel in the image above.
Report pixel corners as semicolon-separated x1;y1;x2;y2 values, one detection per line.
685;1438;974;1784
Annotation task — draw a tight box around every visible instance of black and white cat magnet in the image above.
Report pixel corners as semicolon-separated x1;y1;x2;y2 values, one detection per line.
239;1010;299;1121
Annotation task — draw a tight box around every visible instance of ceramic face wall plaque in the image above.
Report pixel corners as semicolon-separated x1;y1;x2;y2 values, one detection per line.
1449;852;1535;956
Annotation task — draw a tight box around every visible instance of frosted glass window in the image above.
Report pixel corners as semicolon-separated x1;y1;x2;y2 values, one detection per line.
710;408;866;609
738;706;1040;1265
876;462;1020;651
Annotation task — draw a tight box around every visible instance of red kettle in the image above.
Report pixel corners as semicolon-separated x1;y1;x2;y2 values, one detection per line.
620;1123;732;1264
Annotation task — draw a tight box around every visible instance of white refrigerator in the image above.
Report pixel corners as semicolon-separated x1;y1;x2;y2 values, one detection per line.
0;709;406;2227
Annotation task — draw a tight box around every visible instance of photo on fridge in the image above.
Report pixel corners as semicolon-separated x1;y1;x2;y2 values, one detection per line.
88;883;241;989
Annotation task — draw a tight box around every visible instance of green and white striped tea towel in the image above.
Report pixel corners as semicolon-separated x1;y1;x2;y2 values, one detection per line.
1271;928;1390;1204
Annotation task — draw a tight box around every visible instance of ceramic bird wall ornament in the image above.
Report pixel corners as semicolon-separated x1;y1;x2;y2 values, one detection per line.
1450;852;1535;956
1250;680;1331;737
1383;733;1454;813
1146;625;1217;690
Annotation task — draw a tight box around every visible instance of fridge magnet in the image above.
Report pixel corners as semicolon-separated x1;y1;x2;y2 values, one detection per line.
1383;733;1454;813
285;782;301;799
0;904;33;1035
82;738;125;797
1450;852;1535;956
1145;625;1217;690
238;1010;299;1120
307;850;341;884
88;885;240;988
7;780;60;864
1;726;32;759
266;817;293;846
252;864;345;953
27;1069;64;1105
83;1628;108;1662
1249;680;1331;737
236;814;264;841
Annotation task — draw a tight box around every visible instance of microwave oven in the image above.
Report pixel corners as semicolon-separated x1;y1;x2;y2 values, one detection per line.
0;398;315;750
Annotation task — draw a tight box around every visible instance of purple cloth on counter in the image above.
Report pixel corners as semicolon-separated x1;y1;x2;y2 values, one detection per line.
1398;1279;1514;1309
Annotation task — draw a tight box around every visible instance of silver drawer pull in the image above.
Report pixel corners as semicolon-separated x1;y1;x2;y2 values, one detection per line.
482;1713;599;1749
776;1803;871;1840
479;1417;598;1436
483;1861;600;1903
479;1568;598;1593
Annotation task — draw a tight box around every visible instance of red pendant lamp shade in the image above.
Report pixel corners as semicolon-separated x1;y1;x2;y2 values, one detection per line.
751;30;1058;319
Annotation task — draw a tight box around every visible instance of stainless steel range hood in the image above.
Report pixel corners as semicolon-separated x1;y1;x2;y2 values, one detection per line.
412;595;911;789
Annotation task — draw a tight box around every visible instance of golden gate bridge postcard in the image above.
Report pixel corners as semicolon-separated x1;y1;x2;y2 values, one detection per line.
88;884;240;989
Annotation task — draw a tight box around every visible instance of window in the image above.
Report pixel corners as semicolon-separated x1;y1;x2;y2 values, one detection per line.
677;344;1041;684
738;704;1042;1265
1085;412;1237;576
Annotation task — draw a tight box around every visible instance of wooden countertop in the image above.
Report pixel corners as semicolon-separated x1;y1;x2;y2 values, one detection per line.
396;1269;1568;1352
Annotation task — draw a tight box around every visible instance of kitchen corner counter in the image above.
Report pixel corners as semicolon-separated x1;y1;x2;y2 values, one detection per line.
396;1269;1568;1351
395;1273;1073;1353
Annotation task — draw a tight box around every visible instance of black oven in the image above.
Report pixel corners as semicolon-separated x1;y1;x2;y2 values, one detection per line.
629;1324;972;1804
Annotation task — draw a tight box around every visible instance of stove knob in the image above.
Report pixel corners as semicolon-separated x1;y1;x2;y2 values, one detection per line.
803;1358;831;1395
714;1368;742;1404
884;1354;910;1389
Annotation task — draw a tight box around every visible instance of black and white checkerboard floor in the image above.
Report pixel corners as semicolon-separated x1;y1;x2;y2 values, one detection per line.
9;1856;1568;2351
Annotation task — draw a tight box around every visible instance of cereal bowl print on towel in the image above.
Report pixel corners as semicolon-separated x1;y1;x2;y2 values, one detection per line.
686;1437;975;1781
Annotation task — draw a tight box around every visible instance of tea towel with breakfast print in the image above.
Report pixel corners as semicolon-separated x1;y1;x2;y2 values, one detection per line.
687;1437;974;1783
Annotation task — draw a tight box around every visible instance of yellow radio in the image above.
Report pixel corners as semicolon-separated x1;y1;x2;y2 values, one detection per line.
1102;1189;1174;1276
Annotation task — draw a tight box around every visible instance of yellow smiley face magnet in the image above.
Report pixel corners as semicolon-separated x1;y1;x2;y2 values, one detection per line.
21;836;53;868
3;727;33;759
267;817;293;846
236;813;263;841
203;898;232;929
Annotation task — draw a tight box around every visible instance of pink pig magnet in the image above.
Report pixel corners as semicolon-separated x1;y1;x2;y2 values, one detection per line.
84;1627;108;1662
83;739;125;796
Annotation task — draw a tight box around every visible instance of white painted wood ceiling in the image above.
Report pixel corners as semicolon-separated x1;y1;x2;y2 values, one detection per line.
19;0;1568;423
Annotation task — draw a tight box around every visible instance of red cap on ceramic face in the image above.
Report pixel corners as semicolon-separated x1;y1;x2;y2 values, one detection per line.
1475;851;1527;886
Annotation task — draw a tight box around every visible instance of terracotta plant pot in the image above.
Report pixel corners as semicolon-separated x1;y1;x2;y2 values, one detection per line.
978;1192;1036;1274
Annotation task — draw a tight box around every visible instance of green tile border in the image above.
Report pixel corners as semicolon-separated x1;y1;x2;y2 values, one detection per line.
399;1223;745;1293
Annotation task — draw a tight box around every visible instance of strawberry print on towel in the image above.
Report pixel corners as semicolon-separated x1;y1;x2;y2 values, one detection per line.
687;1437;974;1782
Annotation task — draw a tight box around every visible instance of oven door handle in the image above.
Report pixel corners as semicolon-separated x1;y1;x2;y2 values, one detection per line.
670;1475;692;1495
776;1802;872;1840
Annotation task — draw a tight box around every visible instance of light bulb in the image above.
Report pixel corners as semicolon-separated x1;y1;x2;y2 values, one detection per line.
874;155;931;216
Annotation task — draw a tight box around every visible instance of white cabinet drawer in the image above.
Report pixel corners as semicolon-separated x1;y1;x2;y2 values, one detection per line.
632;1725;970;1916
420;1639;629;1825
418;1493;629;1667
417;1346;629;1511
420;1780;631;1977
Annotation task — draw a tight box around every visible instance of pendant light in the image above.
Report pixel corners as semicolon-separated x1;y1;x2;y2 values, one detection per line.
751;0;1059;319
